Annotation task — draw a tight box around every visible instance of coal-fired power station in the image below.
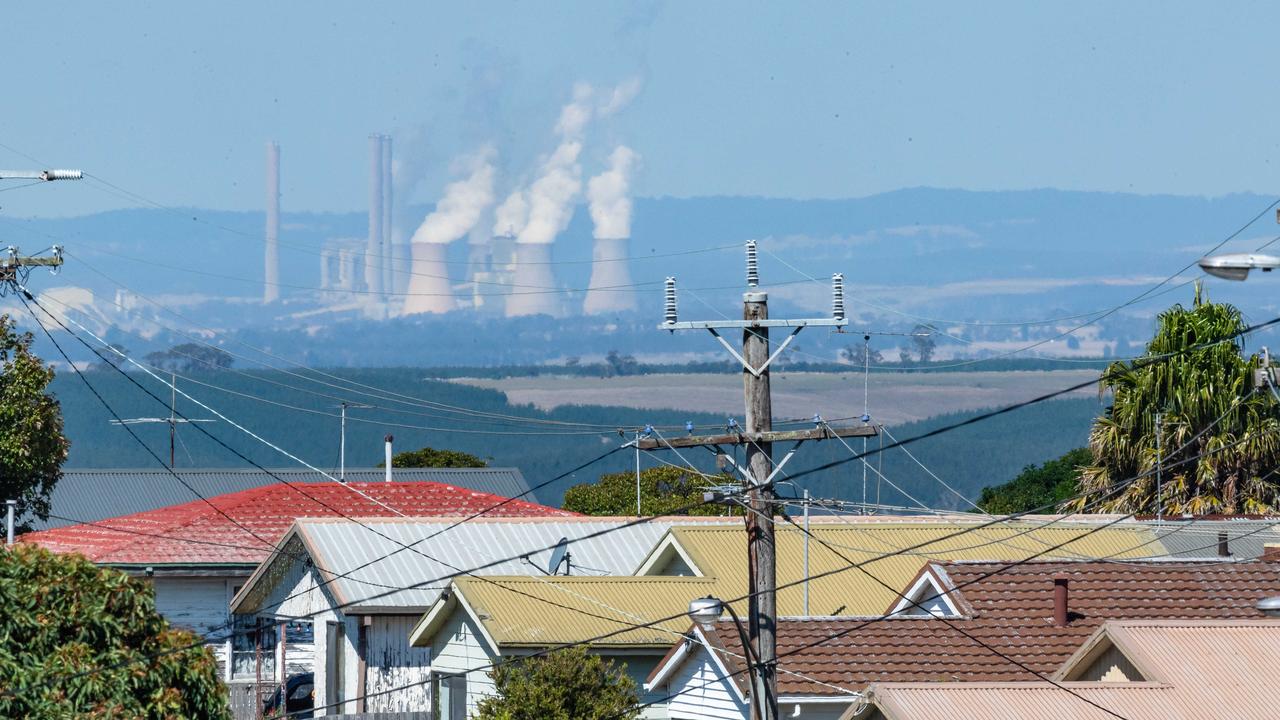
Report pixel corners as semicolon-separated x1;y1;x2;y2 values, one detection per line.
505;243;563;317
401;242;456;314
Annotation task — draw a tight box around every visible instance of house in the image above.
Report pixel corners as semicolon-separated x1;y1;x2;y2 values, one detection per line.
18;477;571;715
409;575;722;720
634;520;1167;615
1133;516;1280;558
29;466;536;530
645;556;1280;719
846;619;1280;719
229;516;736;715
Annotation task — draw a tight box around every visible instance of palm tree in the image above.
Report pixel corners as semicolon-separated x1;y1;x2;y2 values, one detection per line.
1068;284;1280;515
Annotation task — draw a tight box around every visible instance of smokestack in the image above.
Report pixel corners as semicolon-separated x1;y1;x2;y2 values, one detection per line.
365;134;385;298
264;142;280;304
1053;575;1069;626
506;243;562;317
583;238;637;314
384;434;394;483
401;243;457;314
381;135;394;295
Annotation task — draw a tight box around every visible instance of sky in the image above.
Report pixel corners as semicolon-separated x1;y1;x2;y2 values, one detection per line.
2;1;1280;217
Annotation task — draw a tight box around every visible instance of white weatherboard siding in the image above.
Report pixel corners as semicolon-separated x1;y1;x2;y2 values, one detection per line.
366;615;432;712
151;575;244;677
430;608;496;719
662;649;746;720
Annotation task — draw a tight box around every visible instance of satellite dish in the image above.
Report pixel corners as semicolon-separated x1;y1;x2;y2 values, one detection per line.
547;537;571;576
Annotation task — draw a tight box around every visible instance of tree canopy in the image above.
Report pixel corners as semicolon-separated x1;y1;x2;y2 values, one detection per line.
379;446;488;468
144;343;233;372
978;448;1090;514
1069;285;1280;514
474;646;640;720
562;465;730;516
0;543;230;718
0;315;69;527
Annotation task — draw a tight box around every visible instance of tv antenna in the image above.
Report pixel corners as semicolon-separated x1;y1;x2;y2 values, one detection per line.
109;372;214;467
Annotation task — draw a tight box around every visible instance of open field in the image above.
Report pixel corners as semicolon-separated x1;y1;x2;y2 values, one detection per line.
452;369;1104;426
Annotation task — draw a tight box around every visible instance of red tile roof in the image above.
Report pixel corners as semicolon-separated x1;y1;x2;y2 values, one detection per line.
684;559;1280;697
19;481;575;565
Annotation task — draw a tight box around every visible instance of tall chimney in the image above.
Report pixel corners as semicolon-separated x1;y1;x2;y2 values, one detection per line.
583;237;637;315
1053;575;1069;626
264;142;281;304
505;243;562;317
365;134;385;298
401;243;457;314
381;135;394;295
384;434;394;483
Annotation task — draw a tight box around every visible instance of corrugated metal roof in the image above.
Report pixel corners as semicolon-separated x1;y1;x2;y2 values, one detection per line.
246;517;712;613
452;575;718;647
1132;518;1280;559
32;467;532;530
654;523;1165;617
858;620;1280;719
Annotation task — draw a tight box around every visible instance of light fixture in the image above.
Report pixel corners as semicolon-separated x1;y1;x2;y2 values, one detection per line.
687;596;725;626
1198;253;1280;281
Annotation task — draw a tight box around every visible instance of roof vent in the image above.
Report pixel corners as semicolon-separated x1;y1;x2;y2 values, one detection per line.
1218;531;1231;558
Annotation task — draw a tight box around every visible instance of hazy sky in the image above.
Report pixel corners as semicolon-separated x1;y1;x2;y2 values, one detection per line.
3;1;1279;217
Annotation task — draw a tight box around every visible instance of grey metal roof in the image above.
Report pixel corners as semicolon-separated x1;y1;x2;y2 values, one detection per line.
33;467;532;530
239;517;734;614
1136;519;1280;559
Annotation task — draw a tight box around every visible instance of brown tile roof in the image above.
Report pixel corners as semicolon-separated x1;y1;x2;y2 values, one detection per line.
686;559;1280;697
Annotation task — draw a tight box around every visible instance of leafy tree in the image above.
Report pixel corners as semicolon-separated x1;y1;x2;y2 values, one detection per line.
0;543;230;718
87;343;129;372
911;324;937;363
378;445;488;468
841;341;883;366
0;315;68;527
145;343;233;372
562;465;729;516
978;448;1090;514
1069;285;1280;514
474;645;640;720
602;350;640;378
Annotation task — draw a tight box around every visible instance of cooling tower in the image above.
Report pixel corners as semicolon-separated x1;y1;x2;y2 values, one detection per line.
583;237;636;315
264;142;280;304
365;134;384;297
505;243;562;317
401;243;456;315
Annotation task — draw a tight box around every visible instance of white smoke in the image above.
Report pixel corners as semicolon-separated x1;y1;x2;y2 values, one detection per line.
517;140;584;244
492;190;529;237
502;80;640;245
587;146;639;239
410;148;496;245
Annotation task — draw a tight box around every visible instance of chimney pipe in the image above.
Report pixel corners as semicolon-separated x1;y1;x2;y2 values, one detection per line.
381;135;394;295
1218;531;1231;558
264;142;281;304
1053;575;1069;626
5;499;14;546
384;434;394;482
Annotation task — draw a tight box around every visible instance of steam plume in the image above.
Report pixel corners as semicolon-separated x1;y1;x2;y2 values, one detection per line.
587;146;639;239
410;149;496;245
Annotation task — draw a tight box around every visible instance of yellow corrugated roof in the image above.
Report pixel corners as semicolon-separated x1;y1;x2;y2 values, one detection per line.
657;523;1165;617
454;575;719;647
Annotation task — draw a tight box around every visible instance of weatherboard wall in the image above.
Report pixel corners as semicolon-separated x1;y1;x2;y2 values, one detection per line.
365;615;433;713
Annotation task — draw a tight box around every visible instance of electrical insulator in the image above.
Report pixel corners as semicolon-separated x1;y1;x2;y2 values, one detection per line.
40;170;83;181
832;272;845;320
746;240;759;288
663;277;678;325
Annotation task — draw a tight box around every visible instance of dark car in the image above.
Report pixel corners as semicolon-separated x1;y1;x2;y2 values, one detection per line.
262;672;314;719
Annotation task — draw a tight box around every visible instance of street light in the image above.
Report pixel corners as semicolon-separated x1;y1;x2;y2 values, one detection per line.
687;596;763;720
1198;253;1280;281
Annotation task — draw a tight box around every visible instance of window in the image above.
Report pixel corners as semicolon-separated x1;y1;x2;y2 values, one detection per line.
434;672;467;720
230;615;277;680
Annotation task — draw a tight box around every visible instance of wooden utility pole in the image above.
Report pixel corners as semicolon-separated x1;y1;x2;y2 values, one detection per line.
644;243;876;720
742;289;778;718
